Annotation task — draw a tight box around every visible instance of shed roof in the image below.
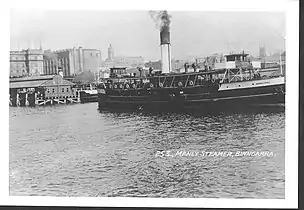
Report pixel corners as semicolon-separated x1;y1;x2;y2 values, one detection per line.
9;80;48;89
43;78;75;87
10;75;55;82
9;75;75;89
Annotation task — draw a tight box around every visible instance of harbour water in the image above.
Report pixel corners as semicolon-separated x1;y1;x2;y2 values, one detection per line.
9;103;285;198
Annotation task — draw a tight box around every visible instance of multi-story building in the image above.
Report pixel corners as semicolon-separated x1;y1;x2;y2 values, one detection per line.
10;51;27;77
103;44;145;68
82;49;103;72
43;47;102;77
10;48;44;77
26;49;44;75
43;50;59;75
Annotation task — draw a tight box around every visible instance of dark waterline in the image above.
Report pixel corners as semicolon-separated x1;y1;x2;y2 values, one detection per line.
9;103;285;198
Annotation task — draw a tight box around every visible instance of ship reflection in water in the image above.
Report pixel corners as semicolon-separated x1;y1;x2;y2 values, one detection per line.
9;103;284;198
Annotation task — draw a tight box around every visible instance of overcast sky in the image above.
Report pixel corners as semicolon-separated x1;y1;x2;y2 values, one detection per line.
10;10;285;61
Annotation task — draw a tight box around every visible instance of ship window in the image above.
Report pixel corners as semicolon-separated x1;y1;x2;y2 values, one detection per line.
47;89;50;93
62;88;64;92
66;88;69;92
252;83;254;85
52;88;55;93
226;86;228;88
239;85;241;87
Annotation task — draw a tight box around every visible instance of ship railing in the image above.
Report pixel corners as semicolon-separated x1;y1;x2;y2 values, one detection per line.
104;72;221;90
219;67;285;84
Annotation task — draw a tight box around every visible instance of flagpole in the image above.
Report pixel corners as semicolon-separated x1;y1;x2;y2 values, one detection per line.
280;52;282;75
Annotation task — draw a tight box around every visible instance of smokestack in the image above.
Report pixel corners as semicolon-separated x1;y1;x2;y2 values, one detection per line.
160;25;171;74
149;10;172;74
160;25;170;44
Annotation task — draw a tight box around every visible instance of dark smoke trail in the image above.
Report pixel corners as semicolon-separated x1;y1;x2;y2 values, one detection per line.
149;10;171;31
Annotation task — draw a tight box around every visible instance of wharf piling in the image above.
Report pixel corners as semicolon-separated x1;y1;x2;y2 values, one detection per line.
9;91;81;107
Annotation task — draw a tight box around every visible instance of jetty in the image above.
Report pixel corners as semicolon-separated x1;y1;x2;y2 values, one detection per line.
9;73;80;107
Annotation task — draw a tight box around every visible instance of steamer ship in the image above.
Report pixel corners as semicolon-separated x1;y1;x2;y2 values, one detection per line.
97;12;285;112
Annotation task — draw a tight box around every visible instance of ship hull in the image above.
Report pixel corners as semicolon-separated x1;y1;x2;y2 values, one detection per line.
79;90;98;103
97;80;285;112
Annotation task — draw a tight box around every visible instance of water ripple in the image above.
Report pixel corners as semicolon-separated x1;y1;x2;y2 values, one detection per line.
10;104;285;198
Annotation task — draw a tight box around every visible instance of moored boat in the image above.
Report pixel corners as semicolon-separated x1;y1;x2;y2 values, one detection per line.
97;53;285;111
79;84;98;103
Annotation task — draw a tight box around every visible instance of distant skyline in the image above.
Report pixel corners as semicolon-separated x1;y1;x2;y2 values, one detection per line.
10;10;285;61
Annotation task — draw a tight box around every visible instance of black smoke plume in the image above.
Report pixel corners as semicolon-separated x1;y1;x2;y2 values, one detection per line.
149;10;171;31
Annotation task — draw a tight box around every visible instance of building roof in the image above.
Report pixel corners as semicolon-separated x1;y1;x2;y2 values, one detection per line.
9;75;75;89
42;78;75;87
9;80;48;89
10;75;55;82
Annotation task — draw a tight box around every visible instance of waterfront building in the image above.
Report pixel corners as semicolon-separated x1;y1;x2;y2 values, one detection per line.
9;72;78;106
26;49;44;75
10;51;27;77
43;47;102;77
43;50;59;75
82;49;103;73
10;48;44;77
